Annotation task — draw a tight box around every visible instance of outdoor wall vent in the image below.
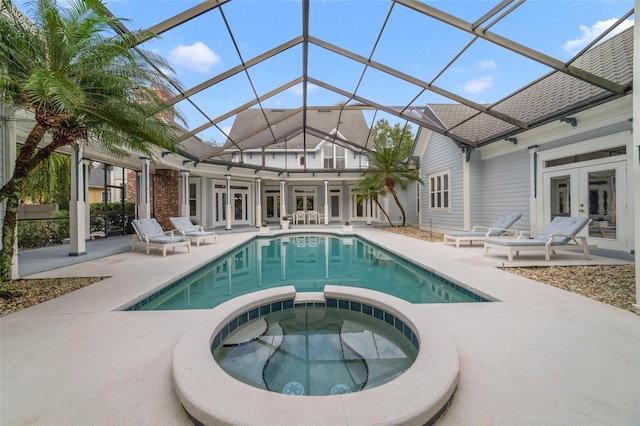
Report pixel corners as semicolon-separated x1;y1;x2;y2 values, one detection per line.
560;117;577;127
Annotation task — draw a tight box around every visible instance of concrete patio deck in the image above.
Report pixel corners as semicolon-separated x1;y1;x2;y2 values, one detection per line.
1;227;638;425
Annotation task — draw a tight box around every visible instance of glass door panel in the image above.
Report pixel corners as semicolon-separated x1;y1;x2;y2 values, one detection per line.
583;167;618;240
234;193;243;220
330;195;340;218
549;175;571;219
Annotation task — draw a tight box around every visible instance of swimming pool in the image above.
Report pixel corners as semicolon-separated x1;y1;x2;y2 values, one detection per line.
127;234;489;311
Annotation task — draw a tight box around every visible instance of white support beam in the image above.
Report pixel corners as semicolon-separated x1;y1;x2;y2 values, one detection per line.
632;17;639;314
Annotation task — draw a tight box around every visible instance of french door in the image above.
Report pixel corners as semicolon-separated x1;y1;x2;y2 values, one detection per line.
543;161;628;251
263;190;281;221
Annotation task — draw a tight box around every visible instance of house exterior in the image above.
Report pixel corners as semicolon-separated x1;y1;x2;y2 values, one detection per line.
121;108;411;231
415;26;636;255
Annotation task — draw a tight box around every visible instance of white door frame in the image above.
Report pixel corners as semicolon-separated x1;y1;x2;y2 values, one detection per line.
538;133;631;252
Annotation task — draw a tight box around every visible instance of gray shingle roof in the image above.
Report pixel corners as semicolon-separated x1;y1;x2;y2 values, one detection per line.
220;108;371;153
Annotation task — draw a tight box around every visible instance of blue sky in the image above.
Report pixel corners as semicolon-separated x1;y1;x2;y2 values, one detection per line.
16;0;636;144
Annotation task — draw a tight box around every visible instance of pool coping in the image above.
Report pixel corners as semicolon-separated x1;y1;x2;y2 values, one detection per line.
172;285;460;426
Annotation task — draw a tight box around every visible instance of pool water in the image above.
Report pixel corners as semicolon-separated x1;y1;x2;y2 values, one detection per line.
130;234;487;310
213;306;418;396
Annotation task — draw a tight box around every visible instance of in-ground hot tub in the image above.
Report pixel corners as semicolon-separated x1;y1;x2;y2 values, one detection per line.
172;286;459;426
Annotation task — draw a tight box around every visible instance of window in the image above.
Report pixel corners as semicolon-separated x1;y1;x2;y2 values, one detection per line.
335;145;345;169
429;171;449;209
299;155;305;166
323;143;347;169
189;183;197;216
323;144;333;168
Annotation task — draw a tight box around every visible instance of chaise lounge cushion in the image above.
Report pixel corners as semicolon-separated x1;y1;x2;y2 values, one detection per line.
486;217;590;247
532;216;591;244
169;217;218;246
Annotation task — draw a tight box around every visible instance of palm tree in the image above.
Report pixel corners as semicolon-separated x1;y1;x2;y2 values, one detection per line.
354;177;394;227
0;0;184;282
360;119;423;227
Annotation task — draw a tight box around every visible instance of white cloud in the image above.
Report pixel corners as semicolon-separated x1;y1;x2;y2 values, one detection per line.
169;42;220;73
563;18;634;55
477;60;497;69
288;82;317;96
463;76;492;94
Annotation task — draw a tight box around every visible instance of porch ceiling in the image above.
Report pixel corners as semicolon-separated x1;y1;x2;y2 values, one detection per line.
93;1;635;169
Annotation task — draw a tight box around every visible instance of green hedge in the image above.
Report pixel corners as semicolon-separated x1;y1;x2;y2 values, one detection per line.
18;202;137;249
18;211;69;249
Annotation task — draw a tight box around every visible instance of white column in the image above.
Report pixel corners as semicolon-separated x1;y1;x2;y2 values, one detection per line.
1;105;18;278
324;180;329;225
225;175;232;230
366;190;372;225
324;235;329;279
199;177;208;228
83;159;90;238
180;170;190;218
255;178;262;227
69;142;86;256
633;17;640;313
280;180;287;221
462;151;471;230
138;157;151;219
529;145;540;234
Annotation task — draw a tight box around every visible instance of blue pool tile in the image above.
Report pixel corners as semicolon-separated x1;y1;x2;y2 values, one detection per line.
229;317;238;333
260;304;271;316
221;326;229;341
283;299;294;310
373;307;384;320
249;307;259;321
212;333;221;350
238;312;248;326
338;299;349;310
362;304;373;315
271;301;282;312
395;318;404;333
326;298;337;308
384;312;395;326
314;302;326;307
294;303;305;308
350;301;361;312
404;326;412;340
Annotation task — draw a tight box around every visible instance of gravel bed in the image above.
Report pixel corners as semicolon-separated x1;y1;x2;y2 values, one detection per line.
1;277;106;317
508;265;636;313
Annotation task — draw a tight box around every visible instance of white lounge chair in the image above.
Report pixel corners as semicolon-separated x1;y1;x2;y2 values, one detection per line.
444;213;522;248
131;218;191;256
484;216;592;262
169;217;218;246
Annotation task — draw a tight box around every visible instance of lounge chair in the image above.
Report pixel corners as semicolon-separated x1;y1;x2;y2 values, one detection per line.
169;217;218;247
131;218;191;256
444;213;522;248
484;216;592;261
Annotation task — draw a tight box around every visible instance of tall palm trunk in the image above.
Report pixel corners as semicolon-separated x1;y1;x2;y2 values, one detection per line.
372;195;394;227
386;179;407;227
